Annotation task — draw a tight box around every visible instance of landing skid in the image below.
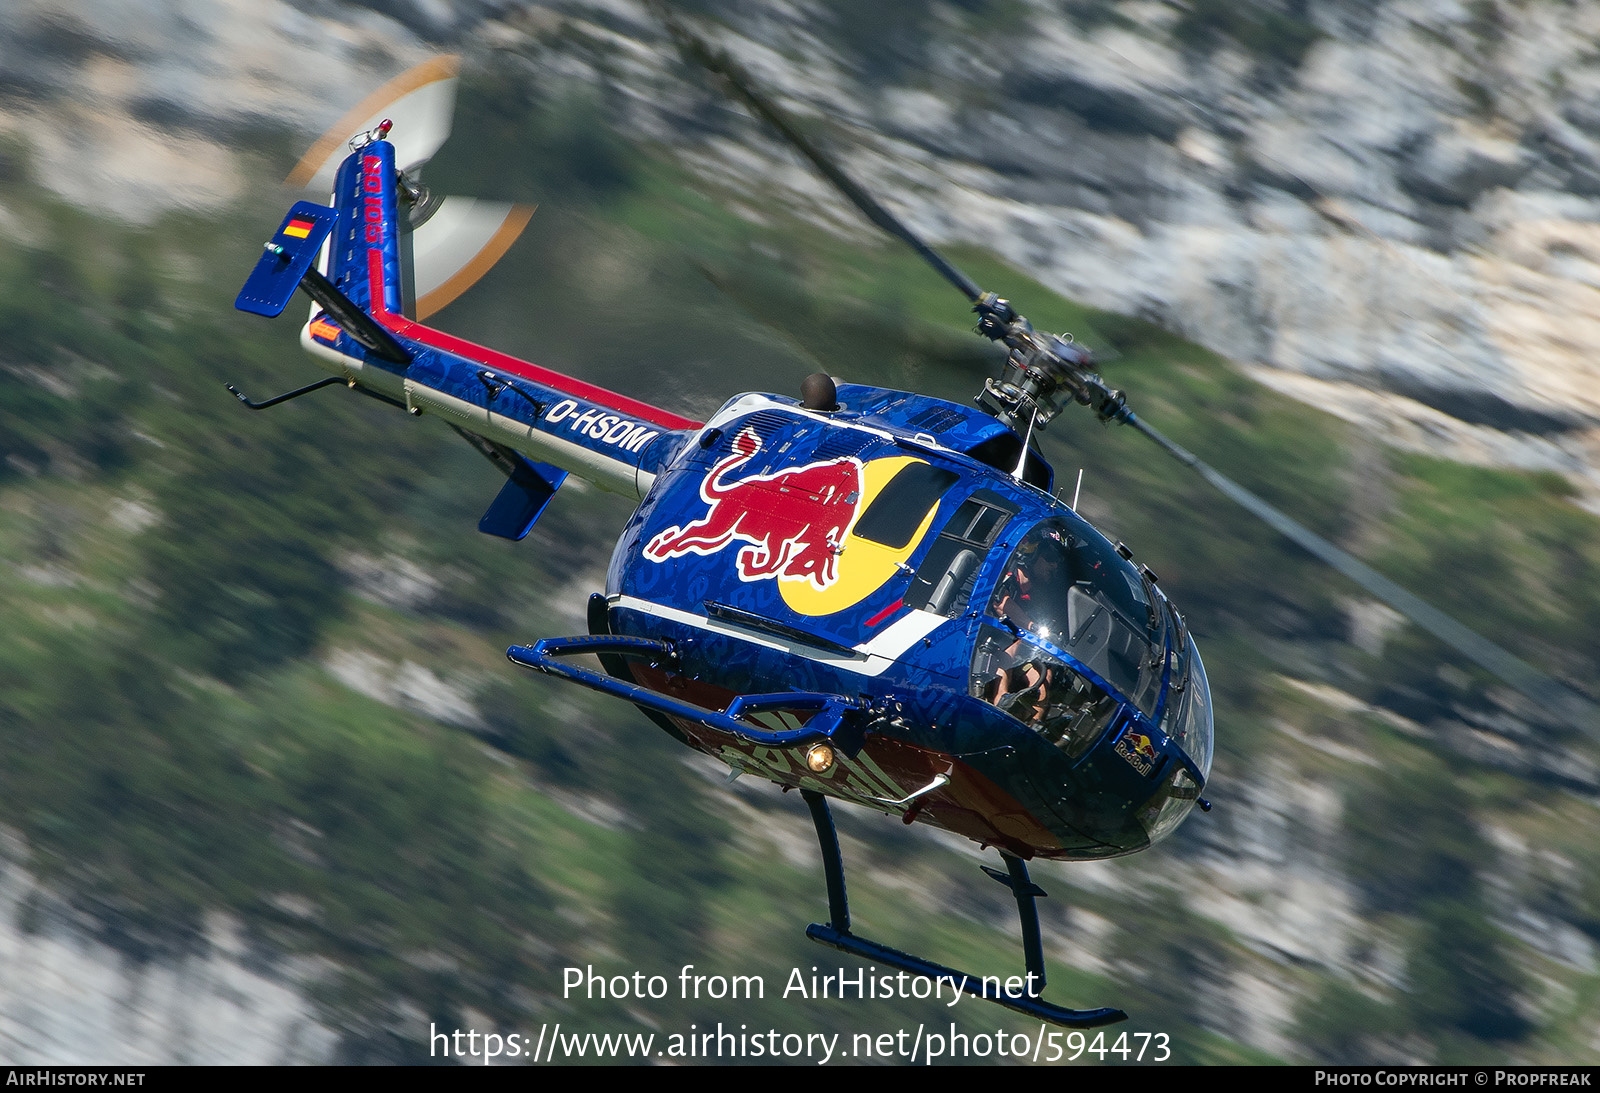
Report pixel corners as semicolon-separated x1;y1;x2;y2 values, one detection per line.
799;790;1126;1029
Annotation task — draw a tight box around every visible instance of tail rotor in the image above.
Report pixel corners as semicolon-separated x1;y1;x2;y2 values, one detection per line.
285;55;536;321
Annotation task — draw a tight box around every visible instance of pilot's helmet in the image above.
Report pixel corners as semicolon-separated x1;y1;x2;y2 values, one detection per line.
1031;535;1069;573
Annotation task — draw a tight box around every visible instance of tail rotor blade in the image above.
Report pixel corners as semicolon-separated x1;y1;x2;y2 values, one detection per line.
408;196;536;320
287;54;461;192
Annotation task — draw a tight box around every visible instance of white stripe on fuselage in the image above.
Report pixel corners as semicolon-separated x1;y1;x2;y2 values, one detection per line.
402;378;656;498
610;594;948;678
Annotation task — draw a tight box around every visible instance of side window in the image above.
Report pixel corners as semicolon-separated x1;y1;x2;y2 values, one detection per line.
854;463;959;549
903;491;1017;617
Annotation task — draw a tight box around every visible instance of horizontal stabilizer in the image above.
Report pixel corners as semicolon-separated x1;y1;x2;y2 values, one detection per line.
480;457;569;541
449;425;570;539
235;202;338;317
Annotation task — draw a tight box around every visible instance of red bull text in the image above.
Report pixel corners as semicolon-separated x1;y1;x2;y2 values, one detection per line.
1113;730;1158;777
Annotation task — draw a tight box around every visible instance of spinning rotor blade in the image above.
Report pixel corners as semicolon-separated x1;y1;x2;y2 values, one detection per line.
284;55;536;320
288;55;461;191
1124;414;1597;734
652;0;982;305
658;7;1595;732
408;197;536;319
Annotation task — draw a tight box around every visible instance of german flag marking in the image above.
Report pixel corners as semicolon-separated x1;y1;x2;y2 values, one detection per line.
284;217;315;239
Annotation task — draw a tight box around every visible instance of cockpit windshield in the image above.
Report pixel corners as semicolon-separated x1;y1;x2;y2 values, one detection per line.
971;516;1214;851
1138;633;1214;845
985;519;1166;718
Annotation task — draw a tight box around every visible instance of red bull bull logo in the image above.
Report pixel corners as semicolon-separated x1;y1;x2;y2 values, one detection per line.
644;428;863;591
1113;730;1159;777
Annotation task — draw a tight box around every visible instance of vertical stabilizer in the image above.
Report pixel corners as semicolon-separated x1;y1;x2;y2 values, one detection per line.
328;137;404;320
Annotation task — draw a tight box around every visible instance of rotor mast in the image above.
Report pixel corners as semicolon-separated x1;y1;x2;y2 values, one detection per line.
655;3;1596;733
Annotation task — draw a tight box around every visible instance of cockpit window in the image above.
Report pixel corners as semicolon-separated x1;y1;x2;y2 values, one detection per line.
903;491;1017;618
1137;634;1214;845
986;519;1166;717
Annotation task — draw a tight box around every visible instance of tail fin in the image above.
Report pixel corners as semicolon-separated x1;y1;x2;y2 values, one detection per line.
327;134;405;321
288;55;535;323
235;203;338;318
235;137;411;365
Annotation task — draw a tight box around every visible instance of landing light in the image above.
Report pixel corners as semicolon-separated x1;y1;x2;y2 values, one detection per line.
807;743;836;773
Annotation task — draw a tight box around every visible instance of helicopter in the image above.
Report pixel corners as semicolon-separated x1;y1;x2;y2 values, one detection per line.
229;16;1594;1031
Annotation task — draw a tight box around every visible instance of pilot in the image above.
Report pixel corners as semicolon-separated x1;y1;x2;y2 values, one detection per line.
992;532;1069;638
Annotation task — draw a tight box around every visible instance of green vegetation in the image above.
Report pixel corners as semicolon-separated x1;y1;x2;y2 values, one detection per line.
0;72;1594;1065
1344;762;1487;916
1171;0;1325;68
1341;761;1530;1049
1295;980;1398;1064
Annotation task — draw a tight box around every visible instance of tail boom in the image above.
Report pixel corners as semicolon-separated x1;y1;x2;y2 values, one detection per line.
262;136;699;499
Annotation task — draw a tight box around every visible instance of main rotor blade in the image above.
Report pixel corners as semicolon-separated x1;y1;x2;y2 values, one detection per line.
652;1;983;304
691;259;828;370
1121;413;1597;734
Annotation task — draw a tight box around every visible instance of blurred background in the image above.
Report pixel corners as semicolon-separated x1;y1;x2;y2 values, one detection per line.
0;0;1597;1065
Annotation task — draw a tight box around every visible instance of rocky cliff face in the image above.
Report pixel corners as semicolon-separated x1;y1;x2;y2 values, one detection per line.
519;0;1600;504
7;0;1598;501
971;0;1600;502
0;830;335;1064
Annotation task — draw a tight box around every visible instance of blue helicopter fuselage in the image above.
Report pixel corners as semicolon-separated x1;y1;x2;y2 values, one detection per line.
607;385;1213;861
240;137;1212;867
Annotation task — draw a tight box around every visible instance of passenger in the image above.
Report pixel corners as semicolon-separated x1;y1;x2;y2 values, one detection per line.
983;657;1053;726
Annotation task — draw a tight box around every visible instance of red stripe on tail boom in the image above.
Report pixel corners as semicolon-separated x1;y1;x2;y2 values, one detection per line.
363;248;699;432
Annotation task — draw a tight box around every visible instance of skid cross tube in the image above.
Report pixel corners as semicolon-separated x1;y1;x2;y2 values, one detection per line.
507;636;861;748
799;790;1126;1029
